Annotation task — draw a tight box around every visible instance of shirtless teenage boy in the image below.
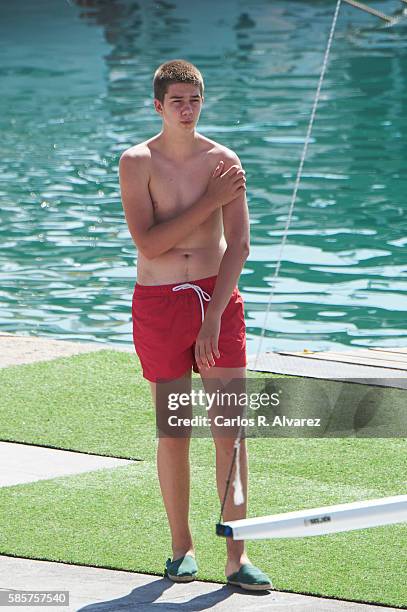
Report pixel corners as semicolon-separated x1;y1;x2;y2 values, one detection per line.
119;60;272;591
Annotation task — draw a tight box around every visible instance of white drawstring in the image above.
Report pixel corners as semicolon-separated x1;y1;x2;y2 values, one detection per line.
172;283;211;322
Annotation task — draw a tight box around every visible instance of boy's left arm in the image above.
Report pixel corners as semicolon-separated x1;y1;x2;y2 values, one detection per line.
195;155;250;370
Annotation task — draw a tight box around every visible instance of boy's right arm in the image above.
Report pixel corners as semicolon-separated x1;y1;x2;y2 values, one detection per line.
119;152;245;260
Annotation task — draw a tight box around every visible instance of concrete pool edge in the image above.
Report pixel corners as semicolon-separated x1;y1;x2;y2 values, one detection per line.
0;332;133;369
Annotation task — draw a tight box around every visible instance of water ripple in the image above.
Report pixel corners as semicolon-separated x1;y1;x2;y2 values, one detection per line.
0;0;406;351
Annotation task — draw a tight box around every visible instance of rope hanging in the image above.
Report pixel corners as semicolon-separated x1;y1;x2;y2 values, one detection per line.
216;1;407;544
218;0;343;523
254;0;343;371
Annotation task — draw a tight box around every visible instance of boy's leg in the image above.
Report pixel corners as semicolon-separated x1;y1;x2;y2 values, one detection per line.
200;365;250;576
151;370;195;561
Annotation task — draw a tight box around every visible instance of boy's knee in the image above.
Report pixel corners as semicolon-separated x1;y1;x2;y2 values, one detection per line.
158;434;192;448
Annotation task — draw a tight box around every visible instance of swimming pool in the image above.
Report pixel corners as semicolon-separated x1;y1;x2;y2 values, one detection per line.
1;0;406;355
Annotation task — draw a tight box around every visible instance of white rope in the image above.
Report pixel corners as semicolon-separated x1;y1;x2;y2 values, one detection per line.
225;0;343;513
253;0;342;369
222;1;407;536
232;438;244;505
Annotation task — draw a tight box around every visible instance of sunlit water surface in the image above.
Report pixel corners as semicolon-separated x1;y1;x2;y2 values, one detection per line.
1;0;406;355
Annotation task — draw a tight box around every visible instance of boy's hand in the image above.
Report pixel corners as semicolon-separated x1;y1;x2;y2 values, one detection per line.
195;313;221;370
205;161;246;208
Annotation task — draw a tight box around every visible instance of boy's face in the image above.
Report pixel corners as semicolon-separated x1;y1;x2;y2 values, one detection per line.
154;83;203;130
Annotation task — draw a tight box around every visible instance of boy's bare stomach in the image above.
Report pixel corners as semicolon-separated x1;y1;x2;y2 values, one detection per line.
136;241;226;286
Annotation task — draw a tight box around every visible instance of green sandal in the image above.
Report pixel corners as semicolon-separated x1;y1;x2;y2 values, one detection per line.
226;563;273;591
164;554;198;583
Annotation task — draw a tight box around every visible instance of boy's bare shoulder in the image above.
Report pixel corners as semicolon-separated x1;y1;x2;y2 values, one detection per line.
201;135;242;167
119;138;156;169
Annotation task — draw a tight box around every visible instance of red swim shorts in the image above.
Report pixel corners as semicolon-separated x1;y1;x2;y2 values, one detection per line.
132;275;246;382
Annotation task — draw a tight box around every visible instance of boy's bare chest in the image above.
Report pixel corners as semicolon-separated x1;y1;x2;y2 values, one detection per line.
148;157;212;220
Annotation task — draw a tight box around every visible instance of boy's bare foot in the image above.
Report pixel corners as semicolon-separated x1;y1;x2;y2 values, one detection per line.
225;553;251;577
172;547;195;561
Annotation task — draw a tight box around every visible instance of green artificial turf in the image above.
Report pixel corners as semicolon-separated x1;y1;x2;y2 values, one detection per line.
0;351;154;460
0;351;406;607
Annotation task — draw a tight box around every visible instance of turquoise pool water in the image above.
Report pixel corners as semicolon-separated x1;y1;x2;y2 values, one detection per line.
1;0;406;355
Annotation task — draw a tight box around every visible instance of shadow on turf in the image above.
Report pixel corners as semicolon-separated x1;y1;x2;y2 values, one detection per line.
78;576;272;610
